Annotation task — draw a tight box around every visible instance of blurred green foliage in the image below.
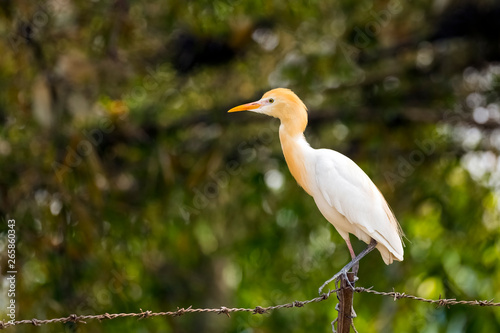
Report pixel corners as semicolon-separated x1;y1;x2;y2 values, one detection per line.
1;0;500;332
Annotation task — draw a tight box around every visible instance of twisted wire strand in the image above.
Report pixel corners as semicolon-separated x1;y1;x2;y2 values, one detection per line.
1;286;498;329
355;287;500;307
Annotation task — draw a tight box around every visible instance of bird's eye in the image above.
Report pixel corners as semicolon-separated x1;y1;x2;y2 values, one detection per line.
269;98;274;103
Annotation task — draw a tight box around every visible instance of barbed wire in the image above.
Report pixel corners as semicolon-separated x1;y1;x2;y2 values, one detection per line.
1;286;498;329
0;288;340;329
355;287;500;307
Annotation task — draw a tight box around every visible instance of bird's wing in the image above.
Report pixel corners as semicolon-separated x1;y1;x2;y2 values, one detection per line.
314;149;403;261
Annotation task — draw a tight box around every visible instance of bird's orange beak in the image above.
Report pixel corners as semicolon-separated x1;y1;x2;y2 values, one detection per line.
228;101;261;113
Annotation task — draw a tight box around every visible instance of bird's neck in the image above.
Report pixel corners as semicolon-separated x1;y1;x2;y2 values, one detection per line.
279;122;313;195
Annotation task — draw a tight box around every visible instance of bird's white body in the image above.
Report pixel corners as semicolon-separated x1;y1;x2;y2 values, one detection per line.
279;130;403;264
229;88;404;267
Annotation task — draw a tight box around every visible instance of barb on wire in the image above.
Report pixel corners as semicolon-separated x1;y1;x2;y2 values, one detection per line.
0;286;498;329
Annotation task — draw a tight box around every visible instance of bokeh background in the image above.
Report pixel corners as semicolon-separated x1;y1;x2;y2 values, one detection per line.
1;0;500;332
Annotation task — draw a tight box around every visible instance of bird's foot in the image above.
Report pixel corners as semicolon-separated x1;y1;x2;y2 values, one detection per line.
318;269;343;295
318;266;360;295
318;267;358;295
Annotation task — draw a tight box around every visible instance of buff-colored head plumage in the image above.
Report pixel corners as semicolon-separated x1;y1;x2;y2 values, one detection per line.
228;88;308;135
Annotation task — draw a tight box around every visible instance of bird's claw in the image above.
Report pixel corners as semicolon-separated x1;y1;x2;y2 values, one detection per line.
343;270;358;289
318;268;346;295
318;268;358;295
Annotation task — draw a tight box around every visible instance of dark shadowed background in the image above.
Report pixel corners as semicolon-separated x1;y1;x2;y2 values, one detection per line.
1;0;500;332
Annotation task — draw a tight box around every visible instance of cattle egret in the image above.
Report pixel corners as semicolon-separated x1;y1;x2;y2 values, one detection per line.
229;88;404;294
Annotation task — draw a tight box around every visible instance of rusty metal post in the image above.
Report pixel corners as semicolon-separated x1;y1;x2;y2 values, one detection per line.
336;272;356;333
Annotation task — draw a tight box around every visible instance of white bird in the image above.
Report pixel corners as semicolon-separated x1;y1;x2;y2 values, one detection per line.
229;88;404;294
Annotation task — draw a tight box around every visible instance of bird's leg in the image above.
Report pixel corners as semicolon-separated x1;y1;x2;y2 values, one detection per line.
346;237;357;259
330;237;361;290
318;238;377;295
345;238;359;277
